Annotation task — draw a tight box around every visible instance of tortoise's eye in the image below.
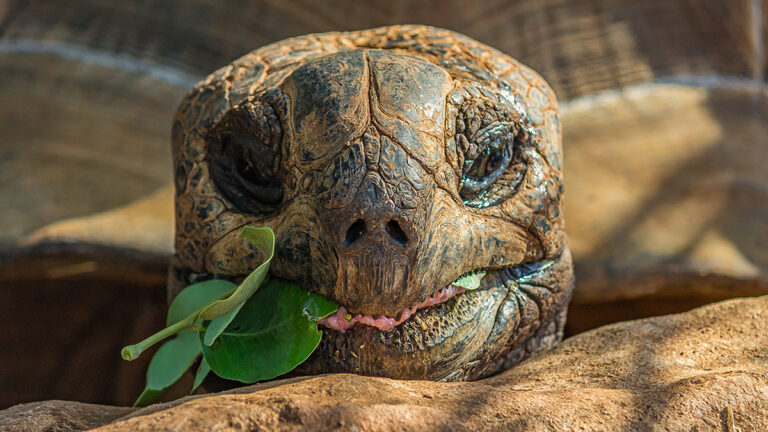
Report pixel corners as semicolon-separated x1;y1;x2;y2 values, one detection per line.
460;122;514;196
485;148;505;173
207;102;283;215
458;120;525;207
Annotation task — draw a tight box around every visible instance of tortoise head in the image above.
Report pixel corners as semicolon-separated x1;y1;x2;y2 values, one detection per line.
171;25;573;381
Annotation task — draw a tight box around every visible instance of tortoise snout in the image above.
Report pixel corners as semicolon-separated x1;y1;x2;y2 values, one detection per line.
343;218;410;248
324;199;424;316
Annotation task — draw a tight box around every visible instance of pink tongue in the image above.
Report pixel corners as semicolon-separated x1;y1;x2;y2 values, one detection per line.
317;285;465;332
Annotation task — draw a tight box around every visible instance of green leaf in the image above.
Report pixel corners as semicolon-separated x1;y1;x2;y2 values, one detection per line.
133;388;164;408
121;227;275;361
452;270;486;290
203;302;244;346
167;279;237;326
199;227;275;321
191;358;211;394
302;291;339;322
133;330;201;407
201;280;330;383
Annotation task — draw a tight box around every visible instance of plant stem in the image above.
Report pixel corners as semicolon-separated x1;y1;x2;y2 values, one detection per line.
121;314;196;361
121;287;242;361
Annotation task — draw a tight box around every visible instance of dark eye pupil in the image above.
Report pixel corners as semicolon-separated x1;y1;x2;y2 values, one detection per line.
485;150;503;175
223;132;273;185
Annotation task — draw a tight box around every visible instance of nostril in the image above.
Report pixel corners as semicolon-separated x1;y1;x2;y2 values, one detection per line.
344;219;367;246
386;220;408;246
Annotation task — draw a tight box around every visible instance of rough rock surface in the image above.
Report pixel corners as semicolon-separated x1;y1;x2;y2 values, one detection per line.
0;401;132;432
4;295;762;431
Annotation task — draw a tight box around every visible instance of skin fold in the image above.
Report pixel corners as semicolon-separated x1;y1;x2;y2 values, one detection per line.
169;25;574;381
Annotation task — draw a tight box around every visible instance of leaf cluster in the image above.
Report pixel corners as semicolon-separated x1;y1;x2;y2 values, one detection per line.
121;227;337;407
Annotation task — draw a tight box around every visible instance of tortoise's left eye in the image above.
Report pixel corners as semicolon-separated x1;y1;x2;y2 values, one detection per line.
458;121;520;206
483;147;506;174
460;122;514;197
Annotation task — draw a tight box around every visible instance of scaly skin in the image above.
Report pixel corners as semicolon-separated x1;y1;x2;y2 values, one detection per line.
169;25;573;381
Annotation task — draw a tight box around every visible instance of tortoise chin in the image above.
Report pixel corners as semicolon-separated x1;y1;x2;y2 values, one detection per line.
169;25;574;380
302;250;573;381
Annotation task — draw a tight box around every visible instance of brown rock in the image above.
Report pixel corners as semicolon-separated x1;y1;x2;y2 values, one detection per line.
0;400;132;432
79;295;767;431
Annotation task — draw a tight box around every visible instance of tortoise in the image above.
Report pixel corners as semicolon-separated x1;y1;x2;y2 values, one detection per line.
1;0;767;407
169;25;572;380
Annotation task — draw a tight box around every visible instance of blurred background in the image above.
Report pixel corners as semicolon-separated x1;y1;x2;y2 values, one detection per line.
1;0;766;409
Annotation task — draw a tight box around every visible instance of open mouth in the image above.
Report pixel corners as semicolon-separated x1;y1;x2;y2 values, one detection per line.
317;259;555;333
317;283;469;332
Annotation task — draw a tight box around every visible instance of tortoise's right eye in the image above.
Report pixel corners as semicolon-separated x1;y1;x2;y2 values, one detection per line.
207;102;283;215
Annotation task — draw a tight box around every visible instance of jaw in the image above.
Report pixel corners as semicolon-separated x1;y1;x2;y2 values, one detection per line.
300;281;508;380
296;250;574;381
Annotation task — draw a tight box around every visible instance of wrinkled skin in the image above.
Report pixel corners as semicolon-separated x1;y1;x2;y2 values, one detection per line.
170;25;574;381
